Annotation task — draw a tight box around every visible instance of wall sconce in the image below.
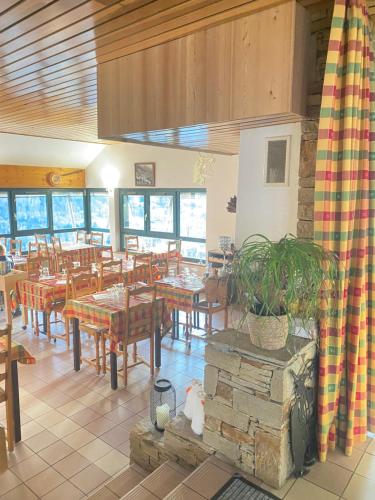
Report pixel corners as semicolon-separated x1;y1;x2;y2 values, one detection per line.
100;164;120;191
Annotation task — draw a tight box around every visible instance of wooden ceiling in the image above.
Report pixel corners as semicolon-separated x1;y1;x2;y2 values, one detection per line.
0;0;352;154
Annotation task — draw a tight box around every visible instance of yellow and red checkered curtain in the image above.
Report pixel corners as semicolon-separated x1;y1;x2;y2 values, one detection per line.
314;0;375;460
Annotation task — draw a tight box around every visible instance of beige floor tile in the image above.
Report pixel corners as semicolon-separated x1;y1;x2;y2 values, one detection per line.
104;405;134;424
89;398;119;415
354;436;372;452
53;451;91;479
11;454;49;482
164;484;206;500
6;442;34;467
49;418;81;438
0;469;22;496
23;401;52;420
20;421;45;440
25;467;65;497
355;452;375;480
70;407;101;426
89;485;119;499
57;400;86;417
77;391;105;406
38;440;75;465
95;449;130;476
115;439;130;456
342;472;375;500
70;463;110;494
100;424;130;447
183;461;232;499
284;478;339;500
107;465;148;497
35;409;66;428
0;484;37;500
327;446;364;471
304;459;352;495
78;438;113;462
62;428;97;449
365;438;375;455
41;480;85;500
85;416;116;437
24;429;59;453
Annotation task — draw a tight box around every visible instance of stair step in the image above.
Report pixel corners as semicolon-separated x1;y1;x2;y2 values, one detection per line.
88;463;148;499
120;461;190;499
164;456;236;500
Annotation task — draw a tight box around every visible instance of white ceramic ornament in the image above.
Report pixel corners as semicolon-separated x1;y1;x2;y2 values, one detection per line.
191;390;205;435
183;379;202;420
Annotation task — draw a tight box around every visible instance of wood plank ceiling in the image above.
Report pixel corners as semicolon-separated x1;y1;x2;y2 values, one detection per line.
0;0;357;154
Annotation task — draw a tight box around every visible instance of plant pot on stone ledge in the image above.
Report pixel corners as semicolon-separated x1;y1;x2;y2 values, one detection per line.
232;234;337;351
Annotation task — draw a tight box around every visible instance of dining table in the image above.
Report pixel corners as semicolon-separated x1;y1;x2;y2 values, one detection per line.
64;286;171;389
155;274;205;342
0;338;35;443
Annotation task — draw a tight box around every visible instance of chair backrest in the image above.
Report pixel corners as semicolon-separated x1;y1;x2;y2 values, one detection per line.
99;259;123;290
35;234;48;245
0;324;12;391
125;263;151;285
51;236;62;253
76;230;87;244
124;235;139;252
95;247;114;263
124;285;155;341
9;239;22;256
65;266;91;301
28;241;39;257
204;275;229;305
26;256;42;279
168;240;181;255
90;232;104;245
133;253;153;282
71;272;98;299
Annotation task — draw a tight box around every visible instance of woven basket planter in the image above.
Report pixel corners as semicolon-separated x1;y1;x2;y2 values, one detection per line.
244;312;289;350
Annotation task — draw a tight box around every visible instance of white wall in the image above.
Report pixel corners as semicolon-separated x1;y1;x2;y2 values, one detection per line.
0;133;104;168
86;142;238;252
235;122;301;245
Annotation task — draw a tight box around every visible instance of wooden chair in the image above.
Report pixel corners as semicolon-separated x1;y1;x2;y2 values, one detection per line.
95;247;114;264
9;239;22;257
119;285;156;386
98;260;123;291
35;234;48;245
0;324;14;451
193;275;229;336
76;230;87;244
51;236;62;253
26;255;42;280
71;272;106;374
124;235;139;258
89;232;104;246
125;263;152;286
167;240;182;274
28;241;39;257
133;253;153;282
38;241;53;274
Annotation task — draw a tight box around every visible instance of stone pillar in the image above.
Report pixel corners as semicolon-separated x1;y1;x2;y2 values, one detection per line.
202;330;316;489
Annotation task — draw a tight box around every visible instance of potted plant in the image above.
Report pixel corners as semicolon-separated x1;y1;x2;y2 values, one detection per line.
232;234;337;350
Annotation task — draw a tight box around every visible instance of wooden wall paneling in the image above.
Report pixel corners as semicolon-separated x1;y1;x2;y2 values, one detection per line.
0;165;85;189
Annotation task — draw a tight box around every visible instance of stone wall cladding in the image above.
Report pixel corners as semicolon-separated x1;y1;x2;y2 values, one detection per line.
297;1;334;239
202;332;316;489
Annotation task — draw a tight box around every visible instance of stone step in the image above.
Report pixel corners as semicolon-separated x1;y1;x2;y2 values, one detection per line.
164;456;236;500
120;461;190;499
88;463;148;499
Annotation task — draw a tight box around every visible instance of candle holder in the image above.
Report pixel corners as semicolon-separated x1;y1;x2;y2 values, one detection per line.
150;379;176;432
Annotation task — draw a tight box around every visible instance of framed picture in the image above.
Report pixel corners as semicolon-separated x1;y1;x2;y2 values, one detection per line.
264;136;290;186
134;162;156;186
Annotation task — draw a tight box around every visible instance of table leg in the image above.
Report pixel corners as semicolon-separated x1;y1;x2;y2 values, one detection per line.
22;305;28;330
155;327;161;368
172;309;176;339
110;352;118;390
4;291;12;326
11;361;21;443
43;312;48;335
72;318;81;372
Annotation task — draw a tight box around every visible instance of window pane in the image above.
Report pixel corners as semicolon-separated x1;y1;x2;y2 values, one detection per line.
179;192;206;239
0;193;10;234
138;236;169;251
181;241;206;261
150;195;174;233
123;195;144;231
18;235;39;252
15;193;48;231
52;192;85;230
55;231;76;244
90;192;109;230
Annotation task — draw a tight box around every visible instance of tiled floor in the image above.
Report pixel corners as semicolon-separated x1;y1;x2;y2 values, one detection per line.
0;305;374;499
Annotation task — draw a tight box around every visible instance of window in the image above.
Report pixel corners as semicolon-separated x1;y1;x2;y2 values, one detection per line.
15;193;48;231
0;192;10;235
265;136;290;185
120;189;206;261
88;190;111;244
52;192;85;230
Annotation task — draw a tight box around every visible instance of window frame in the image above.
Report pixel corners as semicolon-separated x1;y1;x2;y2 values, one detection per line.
0;191;12;238
119;188;206;261
87;188;111;240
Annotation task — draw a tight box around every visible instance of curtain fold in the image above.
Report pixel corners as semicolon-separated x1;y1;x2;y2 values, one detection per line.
314;0;375;461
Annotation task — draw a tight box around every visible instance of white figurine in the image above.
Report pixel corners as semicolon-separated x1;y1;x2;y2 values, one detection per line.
183;379;202;420
191;390;205;435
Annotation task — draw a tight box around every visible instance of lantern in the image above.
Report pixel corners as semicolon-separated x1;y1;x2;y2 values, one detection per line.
150;379;176;431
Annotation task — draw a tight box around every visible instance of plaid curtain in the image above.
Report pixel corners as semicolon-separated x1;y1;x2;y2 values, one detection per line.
314;0;375;460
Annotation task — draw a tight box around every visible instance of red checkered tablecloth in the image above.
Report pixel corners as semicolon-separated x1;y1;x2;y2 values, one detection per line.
0;338;36;365
155;276;204;313
17;275;67;312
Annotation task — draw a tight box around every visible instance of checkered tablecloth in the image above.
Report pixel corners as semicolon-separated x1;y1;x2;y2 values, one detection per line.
0;339;36;365
155;276;204;313
17;276;67;312
60;243;105;266
64;290;171;349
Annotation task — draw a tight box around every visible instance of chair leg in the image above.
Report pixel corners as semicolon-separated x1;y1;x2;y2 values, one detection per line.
208;312;212;336
95;333;101;375
5;381;14;452
224;306;228;329
34;311;39;336
150;334;154;377
46;313;51;342
123;345;128;386
101;335;107;374
133;343;137;363
65;318;70;349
